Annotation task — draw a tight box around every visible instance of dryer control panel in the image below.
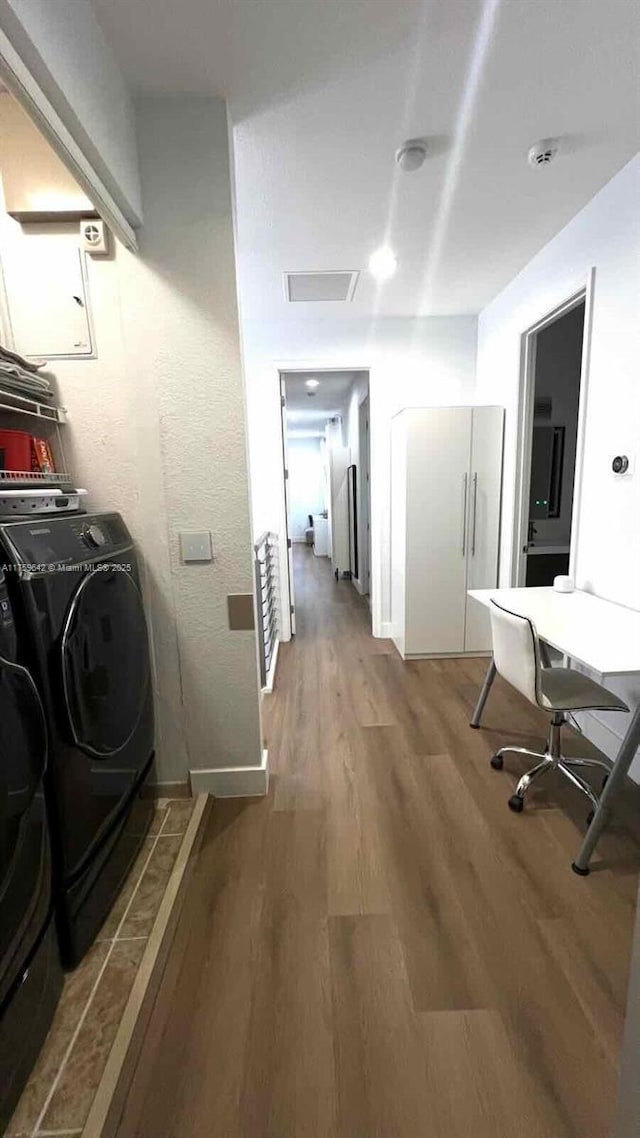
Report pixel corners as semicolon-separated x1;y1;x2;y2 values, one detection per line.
0;513;133;572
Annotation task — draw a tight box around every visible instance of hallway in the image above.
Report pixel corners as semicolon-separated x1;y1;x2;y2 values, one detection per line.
109;546;640;1138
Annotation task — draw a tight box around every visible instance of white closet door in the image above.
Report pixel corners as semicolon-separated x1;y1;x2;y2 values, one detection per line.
390;414;408;656
465;406;504;652
405;407;472;655
329;446;351;576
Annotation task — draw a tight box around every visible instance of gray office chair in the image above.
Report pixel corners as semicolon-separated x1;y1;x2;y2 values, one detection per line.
488;599;629;820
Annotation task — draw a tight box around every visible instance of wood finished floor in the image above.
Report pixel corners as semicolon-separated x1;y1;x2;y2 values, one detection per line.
110;546;640;1138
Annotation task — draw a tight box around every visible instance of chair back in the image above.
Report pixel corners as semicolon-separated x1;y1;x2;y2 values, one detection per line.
489;600;543;708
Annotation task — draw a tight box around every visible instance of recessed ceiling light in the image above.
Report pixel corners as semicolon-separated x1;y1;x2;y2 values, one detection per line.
369;246;398;281
395;139;428;172
305;378;320;389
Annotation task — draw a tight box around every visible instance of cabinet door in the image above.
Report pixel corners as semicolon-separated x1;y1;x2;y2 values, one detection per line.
3;230;93;358
465;406;504;652
329;446;351;575
405;408;472;655
390;413;408;656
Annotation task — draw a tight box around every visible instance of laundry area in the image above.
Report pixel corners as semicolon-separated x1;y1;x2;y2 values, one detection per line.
0;89;153;1132
0;44;259;1133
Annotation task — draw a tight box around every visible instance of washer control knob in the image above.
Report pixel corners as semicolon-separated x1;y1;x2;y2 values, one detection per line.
83;524;106;549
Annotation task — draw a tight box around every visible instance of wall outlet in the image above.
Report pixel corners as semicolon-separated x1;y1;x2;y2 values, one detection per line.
180;531;213;562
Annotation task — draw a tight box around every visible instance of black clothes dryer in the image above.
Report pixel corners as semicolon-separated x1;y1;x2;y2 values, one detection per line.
0;571;63;1130
0;513;155;968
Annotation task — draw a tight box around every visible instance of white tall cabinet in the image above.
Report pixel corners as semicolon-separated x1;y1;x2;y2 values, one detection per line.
391;406;504;658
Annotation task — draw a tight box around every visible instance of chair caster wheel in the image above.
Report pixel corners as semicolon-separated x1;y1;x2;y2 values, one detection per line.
490;754;504;770
508;794;524;813
572;861;590;877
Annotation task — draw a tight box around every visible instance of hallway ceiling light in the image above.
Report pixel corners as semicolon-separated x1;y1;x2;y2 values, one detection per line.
305;378;320;388
369;246;398;281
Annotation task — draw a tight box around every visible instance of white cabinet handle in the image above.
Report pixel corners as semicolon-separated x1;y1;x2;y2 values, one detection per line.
461;473;468;556
472;472;478;556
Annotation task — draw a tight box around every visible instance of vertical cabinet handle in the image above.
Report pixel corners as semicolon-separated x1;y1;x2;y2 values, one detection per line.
471;472;478;556
461;473;468;556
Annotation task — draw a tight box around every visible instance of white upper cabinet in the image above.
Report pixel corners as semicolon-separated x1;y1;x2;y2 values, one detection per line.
2;228;93;358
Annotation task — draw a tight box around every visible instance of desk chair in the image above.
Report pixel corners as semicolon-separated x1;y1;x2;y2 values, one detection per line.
488;599;629;819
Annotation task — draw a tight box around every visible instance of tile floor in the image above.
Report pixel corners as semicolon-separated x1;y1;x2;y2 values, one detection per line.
7;798;196;1138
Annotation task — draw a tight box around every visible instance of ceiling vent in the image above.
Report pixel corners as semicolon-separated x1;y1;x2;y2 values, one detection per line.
284;270;359;303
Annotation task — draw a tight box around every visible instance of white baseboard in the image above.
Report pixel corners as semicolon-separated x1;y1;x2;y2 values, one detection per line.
378;621;393;639
190;749;269;797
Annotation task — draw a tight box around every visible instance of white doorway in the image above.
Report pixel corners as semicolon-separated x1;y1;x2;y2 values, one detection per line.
513;286;591;587
279;368;371;625
279;373;296;634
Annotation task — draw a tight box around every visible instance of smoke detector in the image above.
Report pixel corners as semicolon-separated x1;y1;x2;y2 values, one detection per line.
395;139;428;172
528;138;559;168
80;218;110;255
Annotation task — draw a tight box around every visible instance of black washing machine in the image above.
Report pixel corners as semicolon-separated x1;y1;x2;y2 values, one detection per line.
0;571;63;1130
0;512;155;968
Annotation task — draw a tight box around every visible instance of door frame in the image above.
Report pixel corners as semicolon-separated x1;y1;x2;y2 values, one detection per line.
274;361;377;639
511;268;595;587
278;373;296;637
358;393;371;600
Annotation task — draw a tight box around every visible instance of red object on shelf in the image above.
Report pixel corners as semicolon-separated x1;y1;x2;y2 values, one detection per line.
0;429;56;474
0;429;32;472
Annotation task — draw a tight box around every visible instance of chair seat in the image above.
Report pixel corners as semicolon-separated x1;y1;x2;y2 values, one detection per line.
539;667;629;713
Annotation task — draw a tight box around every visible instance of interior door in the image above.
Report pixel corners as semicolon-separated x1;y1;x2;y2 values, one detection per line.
465;406;504;651
280;375;296;636
405;407;472;655
329;446;351;577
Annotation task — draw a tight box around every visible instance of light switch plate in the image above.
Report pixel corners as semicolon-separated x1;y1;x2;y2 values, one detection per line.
180;531;213;563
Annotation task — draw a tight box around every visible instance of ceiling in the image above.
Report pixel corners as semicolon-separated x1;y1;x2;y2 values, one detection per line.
284;370;364;434
91;0;640;318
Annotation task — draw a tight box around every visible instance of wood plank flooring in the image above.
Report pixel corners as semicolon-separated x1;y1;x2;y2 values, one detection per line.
109;546;640;1138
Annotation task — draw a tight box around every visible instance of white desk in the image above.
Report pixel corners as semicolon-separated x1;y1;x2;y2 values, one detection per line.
468;586;640;874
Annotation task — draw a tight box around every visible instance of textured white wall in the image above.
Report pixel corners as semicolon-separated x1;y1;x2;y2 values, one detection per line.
476;152;640;774
0;94;262;786
242;315;478;636
120;95;262;784
0;0;142;224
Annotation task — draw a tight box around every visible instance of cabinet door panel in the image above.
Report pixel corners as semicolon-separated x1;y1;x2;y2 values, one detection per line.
465;406;504;652
405;408;471;655
329;446;351;576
